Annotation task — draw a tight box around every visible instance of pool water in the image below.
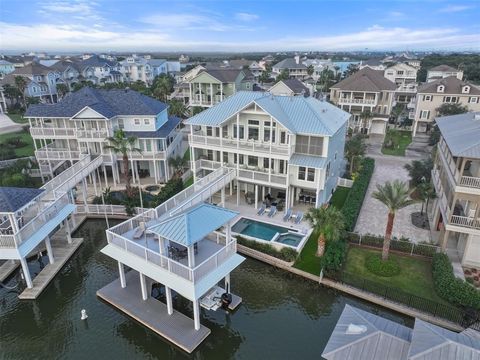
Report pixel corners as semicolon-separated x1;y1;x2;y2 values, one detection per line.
232;218;296;242
276;233;304;246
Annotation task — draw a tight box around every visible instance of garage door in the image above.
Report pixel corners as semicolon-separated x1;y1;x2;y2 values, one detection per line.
370;120;386;135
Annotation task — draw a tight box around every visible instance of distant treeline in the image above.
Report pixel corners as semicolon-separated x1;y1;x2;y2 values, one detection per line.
417;53;480;84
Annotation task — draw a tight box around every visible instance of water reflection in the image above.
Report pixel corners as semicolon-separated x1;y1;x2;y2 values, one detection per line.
0;220;411;360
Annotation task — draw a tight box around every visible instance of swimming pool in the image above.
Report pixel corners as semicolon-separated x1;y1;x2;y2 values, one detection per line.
231;217;305;247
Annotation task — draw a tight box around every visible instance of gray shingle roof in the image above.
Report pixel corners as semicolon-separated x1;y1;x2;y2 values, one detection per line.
429;65;459;72
25;87;168;118
273;58;307;69
436;112;480;158
185;91;349;136
331;67;397;92
0;187;45;213
275;78;309;95
125;116;181;138
199;69;243;83
418;76;480;95
6;63;54;76
76;55;117;70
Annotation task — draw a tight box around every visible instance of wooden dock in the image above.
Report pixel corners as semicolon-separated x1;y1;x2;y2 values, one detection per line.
0;260;19;283
19;237;84;299
97;271;211;353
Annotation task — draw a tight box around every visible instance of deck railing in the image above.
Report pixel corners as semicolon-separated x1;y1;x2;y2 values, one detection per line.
459;176;480;190
30;127;76;138
450;215;480;230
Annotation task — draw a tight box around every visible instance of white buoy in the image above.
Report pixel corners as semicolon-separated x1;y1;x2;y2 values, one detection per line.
81;309;88;320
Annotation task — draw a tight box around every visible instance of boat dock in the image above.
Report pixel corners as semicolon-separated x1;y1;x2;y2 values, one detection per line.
97;271;211;353
0;260;19;283
19;237;83;299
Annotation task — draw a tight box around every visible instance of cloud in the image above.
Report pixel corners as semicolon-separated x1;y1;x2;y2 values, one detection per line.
38;0;106;24
438;5;475;13
388;11;405;17
1;22;479;52
235;12;259;21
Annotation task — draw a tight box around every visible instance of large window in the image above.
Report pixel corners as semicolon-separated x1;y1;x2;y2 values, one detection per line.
420;110;430;119
248;127;259;140
298;167;315;182
264;128;276;142
223;152;228;164
248;156;258;167
295;135;324;156
233;125;244;139
206;126;213;136
307;168;315;182
222;125;228;138
280;131;287;144
443;96;458;103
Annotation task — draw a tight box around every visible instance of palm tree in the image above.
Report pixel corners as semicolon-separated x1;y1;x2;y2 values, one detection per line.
305;206;345;257
168;99;187;118
152;74;174;101
307;64;314;76
345;134;366;174
14;76;27;107
168;156;187;178
56;83;69;99
359;109;373;134
372;180;416;260
104;129;142;196
417;182;436;216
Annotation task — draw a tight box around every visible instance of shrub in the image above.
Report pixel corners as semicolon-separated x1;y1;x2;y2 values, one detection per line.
236;235;298;262
341;157;375;231
432;253;480;310
154;178;184;205
365;255;401;277
321;240;347;275
6;136;25;148
0;147;15;160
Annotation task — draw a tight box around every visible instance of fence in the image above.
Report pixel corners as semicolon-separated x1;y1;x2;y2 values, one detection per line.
337;177;354;188
346;232;439;258
0;156;36;169
328;271;479;330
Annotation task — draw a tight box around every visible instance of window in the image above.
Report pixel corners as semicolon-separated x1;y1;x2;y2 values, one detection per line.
263;158;269;169
437;85;445;93
469;97;478;103
239;154;244;165
248;120;260;125
279;160;285;174
215;128;220;137
326;162;331;177
234;153;237;164
423;95;432;101
443;96;458;103
206;126;213;136
248;156;258;167
280;131;287;144
420;110;430;119
207;150;213;160
298;167;306;180
264;129;276;142
248;127;259;140
397;70;404;75
307;168;315;182
295;135;324;156
222;125;228;138
134;119;140;125
223;152;228;164
144;119;150;125
145;140;152;152
233;125;244;139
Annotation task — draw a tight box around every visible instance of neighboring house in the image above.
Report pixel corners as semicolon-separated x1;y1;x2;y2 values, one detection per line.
382;53;421;68
0;60;16;78
329;67;397;135
323;304;480;360
303;59;337;81
431;112;480;268
74;55;122;84
3;55;37;68
248;61;263;80
50;60;81;90
119;55;150;83
384;63;418;86
186;69;253;108
272;56;309;79
0;186;75;290
25;87;183;183
186;91;350;208
0;63;64;103
427;65;463;83
359;59;386;71
268;78;310;96
412;76;480;136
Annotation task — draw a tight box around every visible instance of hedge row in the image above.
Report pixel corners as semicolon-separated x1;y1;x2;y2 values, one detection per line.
432;253;480;310
236;235;298;262
341;157;375;231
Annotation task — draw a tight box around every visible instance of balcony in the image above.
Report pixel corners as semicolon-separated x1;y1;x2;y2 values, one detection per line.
30;127;76;138
450;215;480;230
35;144;83;161
338;97;376;105
189;134;291;156
76;129;109;139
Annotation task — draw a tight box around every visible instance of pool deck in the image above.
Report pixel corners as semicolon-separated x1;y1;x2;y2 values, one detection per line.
97;271;211;353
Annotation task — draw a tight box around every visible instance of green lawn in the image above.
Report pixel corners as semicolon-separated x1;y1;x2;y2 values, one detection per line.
381;129;412;156
0;131;35;158
345;246;445;303
293;230;322;275
184;175;194;187
330;186;350;209
8;113;28;124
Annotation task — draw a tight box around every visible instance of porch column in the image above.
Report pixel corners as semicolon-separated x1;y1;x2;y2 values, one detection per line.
187;246;195;267
193;299;201;331
224;273;231;292
164;160;170;181
254;184;258;209
229;180;233;196
441;230;450;251
165;286;173;315
153;160;158;183
64;219;72;244
92;169;98;196
81;178;88;206
20;257;33;288
236;180;240;206
102;165;108;188
118;262;126;288
139;273;148;300
221;187;225;207
285;186;290;210
45;236;54;264
315;190;321;208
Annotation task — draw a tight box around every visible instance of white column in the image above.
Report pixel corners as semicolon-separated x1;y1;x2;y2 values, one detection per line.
229;180;233;196
92;170;98;196
103;165;108;187
236;180;240;206
64;220;72;244
165;286;173;315
81;178;88;206
254;184;258;209
153;160;158;183
221;187;225;207
187;246;195;267
118;262;126;288
131;159;136;184
45;236;54;264
226;221;232;244
224;273;231;292
20;257;33;288
193;299;201;331
139;273;148;301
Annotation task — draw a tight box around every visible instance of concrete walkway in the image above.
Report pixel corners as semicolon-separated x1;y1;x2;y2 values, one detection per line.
0;114;22;134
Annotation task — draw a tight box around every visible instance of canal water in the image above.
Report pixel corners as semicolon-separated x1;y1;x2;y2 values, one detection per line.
0;220;412;360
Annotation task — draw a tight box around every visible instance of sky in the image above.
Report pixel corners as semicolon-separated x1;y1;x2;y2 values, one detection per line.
0;0;479;52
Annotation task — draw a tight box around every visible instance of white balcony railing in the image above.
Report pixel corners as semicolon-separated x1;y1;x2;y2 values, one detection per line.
76;129;109;139
459;176;480;190
35;149;82;161
338;98;376;105
30;127;76;138
450;215;480;230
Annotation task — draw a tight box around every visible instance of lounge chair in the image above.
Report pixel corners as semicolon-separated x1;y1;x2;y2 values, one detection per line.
268;205;277;218
283;208;292;222
295;211;304;224
133;222;146;239
257;205;266;215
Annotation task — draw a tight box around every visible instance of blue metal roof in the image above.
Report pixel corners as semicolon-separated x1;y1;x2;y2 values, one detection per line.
125;116;181;139
185;91;349;136
289;154;327;169
148;203;239;246
25;87;168;118
0;187;45;214
436;112;480;159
